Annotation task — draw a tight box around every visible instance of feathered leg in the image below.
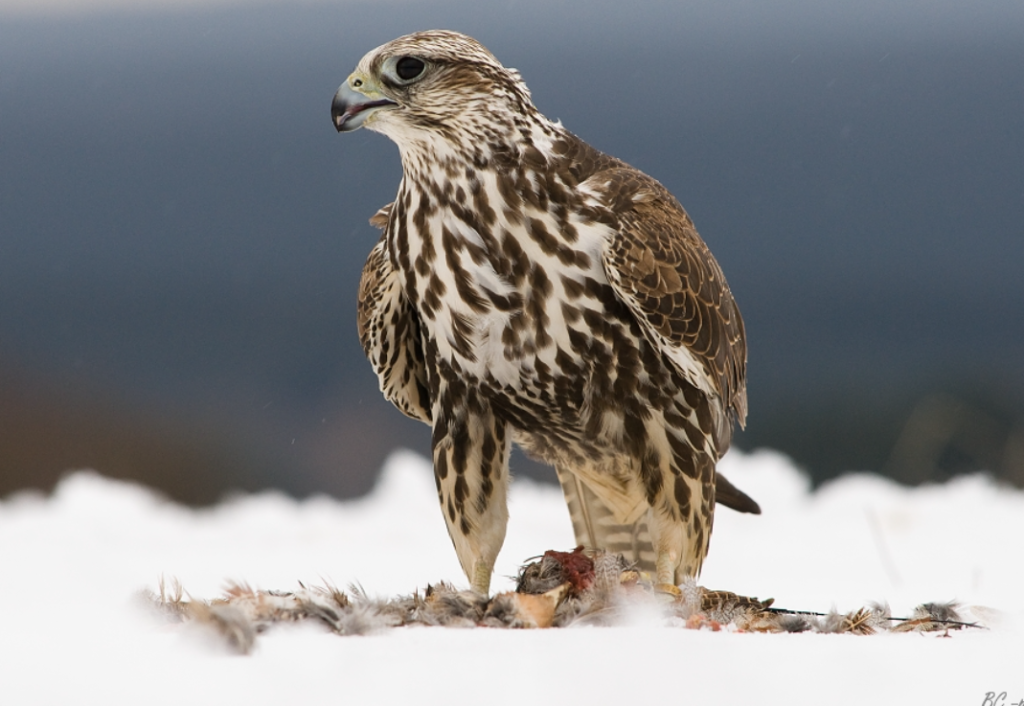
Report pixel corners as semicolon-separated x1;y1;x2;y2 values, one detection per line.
555;465;657;573
641;417;717;587
431;389;510;595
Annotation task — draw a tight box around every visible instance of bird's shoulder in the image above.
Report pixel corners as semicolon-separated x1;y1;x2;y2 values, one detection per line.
369;203;392;229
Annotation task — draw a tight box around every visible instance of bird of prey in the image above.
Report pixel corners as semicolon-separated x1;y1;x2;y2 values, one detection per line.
332;30;757;594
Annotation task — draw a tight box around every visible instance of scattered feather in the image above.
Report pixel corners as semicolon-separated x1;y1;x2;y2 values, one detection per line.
146;547;985;653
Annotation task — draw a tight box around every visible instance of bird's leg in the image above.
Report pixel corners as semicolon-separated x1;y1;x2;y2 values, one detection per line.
556;464;658;573
642;426;717;590
431;390;510;595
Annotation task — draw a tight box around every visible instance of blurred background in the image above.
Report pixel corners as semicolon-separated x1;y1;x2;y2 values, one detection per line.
2;0;1022;504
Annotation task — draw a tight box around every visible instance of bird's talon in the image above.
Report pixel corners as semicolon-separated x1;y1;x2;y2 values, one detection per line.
654;583;682;599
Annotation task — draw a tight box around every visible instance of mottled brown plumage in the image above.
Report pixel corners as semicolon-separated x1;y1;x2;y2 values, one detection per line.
333;30;757;593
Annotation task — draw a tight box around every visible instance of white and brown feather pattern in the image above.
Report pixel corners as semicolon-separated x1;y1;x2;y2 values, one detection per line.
595;168;748;440
356;234;431;423
556;466;657;569
337;30;756;592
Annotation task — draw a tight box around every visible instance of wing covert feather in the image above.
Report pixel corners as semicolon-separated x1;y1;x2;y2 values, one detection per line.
592;168;748;429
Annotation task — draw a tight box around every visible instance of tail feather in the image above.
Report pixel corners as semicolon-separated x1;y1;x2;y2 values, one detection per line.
715;472;761;515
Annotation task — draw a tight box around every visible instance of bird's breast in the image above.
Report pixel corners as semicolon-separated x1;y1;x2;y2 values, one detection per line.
394;178;618;395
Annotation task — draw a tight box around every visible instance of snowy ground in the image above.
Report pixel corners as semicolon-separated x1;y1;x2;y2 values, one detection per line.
2;449;1021;705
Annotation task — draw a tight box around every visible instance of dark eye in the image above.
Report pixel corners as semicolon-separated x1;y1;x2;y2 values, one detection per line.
395;56;425;81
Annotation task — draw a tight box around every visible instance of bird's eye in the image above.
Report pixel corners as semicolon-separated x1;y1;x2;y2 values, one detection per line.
395;56;425;81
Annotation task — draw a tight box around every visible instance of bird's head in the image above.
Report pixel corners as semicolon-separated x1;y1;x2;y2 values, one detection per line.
331;30;537;152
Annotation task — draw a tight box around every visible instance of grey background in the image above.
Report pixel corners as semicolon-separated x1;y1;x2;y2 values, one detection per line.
2;0;1022;503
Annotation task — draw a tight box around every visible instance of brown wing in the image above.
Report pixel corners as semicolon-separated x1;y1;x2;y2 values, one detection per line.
592;167;748;441
357;231;431;424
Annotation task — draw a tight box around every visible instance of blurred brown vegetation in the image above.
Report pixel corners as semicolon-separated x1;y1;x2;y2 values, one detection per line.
0;361;414;504
1;363;249;503
4;356;1022;506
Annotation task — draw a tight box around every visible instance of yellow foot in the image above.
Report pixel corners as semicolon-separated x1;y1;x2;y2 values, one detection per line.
654;583;682;600
471;561;492;596
655;551;680;588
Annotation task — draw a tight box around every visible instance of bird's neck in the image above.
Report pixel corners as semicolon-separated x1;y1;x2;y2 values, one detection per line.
395;111;565;188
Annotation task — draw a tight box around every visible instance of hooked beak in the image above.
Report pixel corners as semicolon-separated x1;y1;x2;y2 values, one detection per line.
331;80;397;133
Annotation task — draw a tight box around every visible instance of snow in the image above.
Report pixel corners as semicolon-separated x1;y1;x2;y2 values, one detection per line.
2;449;1021;704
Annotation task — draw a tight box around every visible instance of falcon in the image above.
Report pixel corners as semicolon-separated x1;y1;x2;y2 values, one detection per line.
332;30;757;594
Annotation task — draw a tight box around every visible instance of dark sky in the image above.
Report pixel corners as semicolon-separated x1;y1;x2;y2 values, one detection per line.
1;0;1023;500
